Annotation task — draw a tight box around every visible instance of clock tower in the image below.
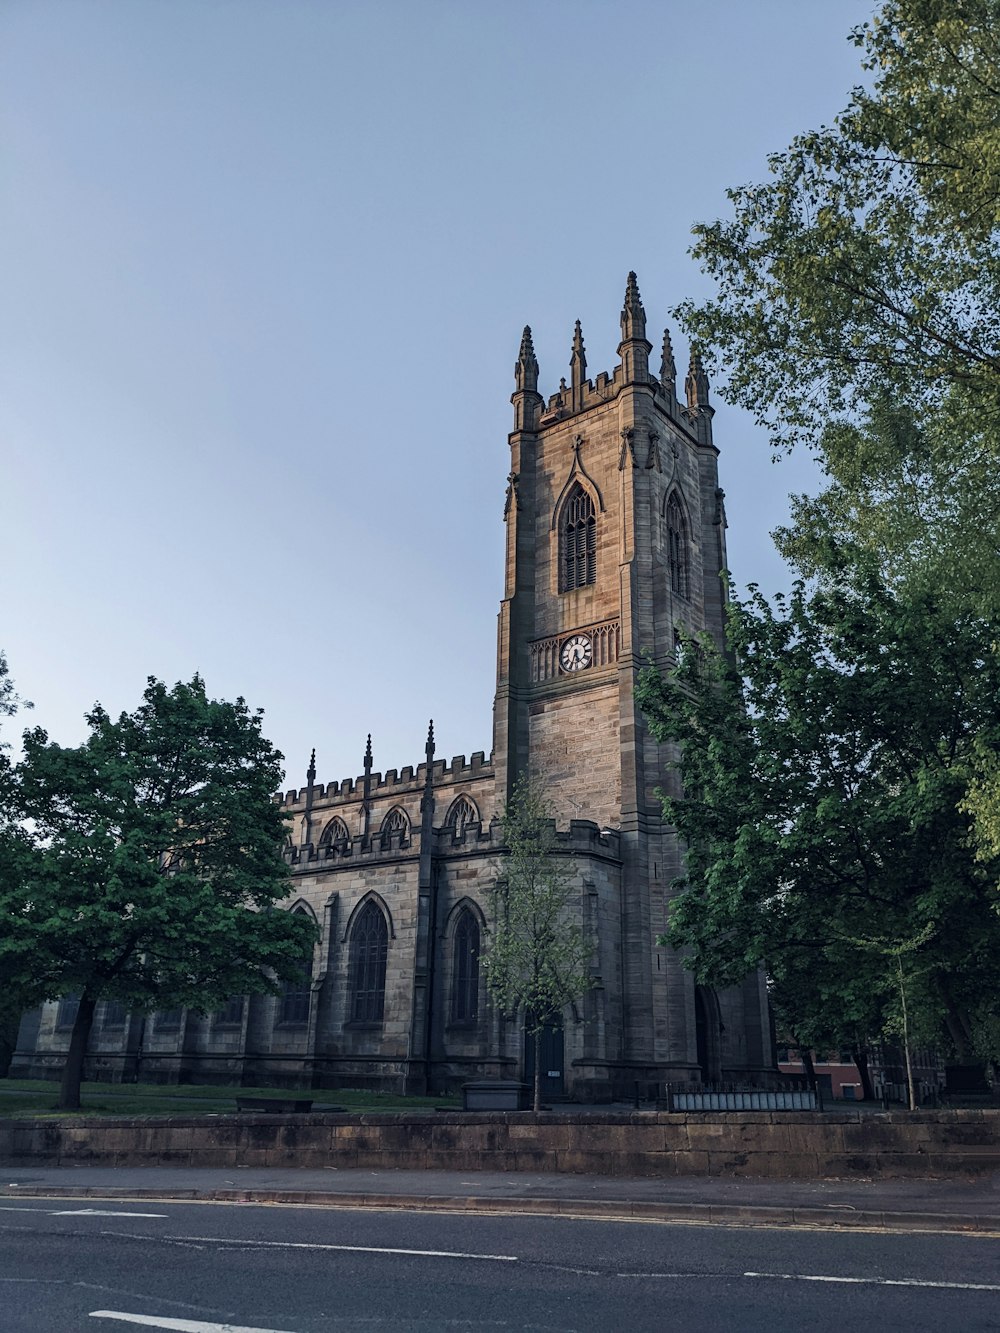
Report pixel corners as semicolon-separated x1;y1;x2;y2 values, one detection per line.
493;275;770;1089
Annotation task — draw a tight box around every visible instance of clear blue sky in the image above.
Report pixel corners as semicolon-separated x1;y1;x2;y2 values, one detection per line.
1;1;874;787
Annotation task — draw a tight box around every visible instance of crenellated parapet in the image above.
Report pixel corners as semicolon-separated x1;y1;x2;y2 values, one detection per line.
518;272;711;446
283;814;621;871
279;749;493;809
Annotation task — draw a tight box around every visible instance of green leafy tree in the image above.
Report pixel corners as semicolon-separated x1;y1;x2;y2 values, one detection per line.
635;576;1000;1078
769;956;884;1101
1;675;317;1109
482;778;593;1111
0;652;32;1077
677;0;1000;942
680;0;1000;457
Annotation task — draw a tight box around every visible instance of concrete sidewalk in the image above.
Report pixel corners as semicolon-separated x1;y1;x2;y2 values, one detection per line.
3;1165;999;1235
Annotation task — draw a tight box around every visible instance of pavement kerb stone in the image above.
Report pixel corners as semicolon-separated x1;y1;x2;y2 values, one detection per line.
1;1183;998;1233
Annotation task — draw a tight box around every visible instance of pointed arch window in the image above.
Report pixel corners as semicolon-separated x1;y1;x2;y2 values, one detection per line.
451;910;480;1025
446;795;480;837
216;995;245;1026
560;483;596;592
380;807;409;849
102;1000;127;1029
279;908;313;1025
319;816;351;853
665;492;690;598
56;995;80;1029
350;901;388;1023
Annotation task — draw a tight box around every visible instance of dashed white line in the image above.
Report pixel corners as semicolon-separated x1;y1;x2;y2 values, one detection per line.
743;1271;1000;1292
90;1315;295;1332
52;1209;168;1218
0;1206;166;1218
162;1234;518;1262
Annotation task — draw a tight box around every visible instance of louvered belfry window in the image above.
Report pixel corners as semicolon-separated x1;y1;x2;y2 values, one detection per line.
561;483;596;591
665;492;689;598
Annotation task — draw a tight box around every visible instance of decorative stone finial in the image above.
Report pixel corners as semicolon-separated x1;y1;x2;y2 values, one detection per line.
570;319;587;410
425;719;435;761
660;327;677;392
571;319;586;362
618;271;650;382
514;325;539;393
685;351;711;412
364;733;372;768
306;748;316;785
620;271;646;341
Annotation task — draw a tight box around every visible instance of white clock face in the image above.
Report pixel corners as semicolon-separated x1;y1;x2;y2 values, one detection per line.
560;633;593;673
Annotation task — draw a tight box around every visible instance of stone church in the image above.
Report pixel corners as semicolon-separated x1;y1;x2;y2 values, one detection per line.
15;275;773;1100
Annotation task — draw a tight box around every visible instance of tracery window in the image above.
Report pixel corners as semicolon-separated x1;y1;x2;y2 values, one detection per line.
102;1000;127;1029
319;817;351;852
560;483;596;591
278;909;313;1025
446;795;480;836
56;995;80;1029
216;995;245;1026
451;910;480;1025
379;807;409;848
349;901;388;1023
665;491;689;598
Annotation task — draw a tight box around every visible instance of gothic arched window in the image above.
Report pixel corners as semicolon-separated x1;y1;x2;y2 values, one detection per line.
56;995;80;1029
319;816;351;852
279;908;313;1025
446;795;480;836
379;807;409;848
216;995;245;1026
664;491;689;598
350;901;388;1023
560;483;597;592
451;910;480;1024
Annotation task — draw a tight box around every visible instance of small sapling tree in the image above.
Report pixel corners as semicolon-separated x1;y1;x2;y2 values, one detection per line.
482;777;593;1112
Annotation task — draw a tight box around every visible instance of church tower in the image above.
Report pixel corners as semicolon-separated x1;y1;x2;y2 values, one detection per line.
494;275;770;1092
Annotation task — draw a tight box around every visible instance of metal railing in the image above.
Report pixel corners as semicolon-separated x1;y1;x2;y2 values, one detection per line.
664;1080;820;1112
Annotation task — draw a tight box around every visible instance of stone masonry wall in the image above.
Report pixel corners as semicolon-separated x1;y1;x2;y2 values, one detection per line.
3;1111;998;1179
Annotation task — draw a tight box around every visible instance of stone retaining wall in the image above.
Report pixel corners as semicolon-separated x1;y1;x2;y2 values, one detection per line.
3;1110;999;1178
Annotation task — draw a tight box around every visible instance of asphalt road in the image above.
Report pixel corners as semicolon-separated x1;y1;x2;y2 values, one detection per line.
2;1198;999;1332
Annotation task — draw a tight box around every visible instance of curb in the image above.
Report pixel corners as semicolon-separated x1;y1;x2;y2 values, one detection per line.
1;1185;997;1235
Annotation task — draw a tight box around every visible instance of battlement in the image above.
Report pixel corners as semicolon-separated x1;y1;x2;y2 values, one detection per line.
518;275;713;445
539;364;681;425
284;815;621;871
279;750;493;809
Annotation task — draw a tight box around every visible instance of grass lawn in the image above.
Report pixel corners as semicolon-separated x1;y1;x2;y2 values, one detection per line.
0;1078;459;1118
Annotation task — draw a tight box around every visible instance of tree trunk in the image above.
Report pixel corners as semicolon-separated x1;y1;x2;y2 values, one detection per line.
0;1010;19;1078
58;993;97;1110
852;1044;875;1101
898;956;917;1112
799;1045;817;1092
937;978;974;1061
533;1028;542;1113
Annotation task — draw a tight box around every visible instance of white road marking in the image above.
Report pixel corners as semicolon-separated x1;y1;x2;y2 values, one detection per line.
744;1271;1000;1292
52;1209;167;1218
165;1234;518;1262
90;1315;295;1332
0;1206;166;1218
